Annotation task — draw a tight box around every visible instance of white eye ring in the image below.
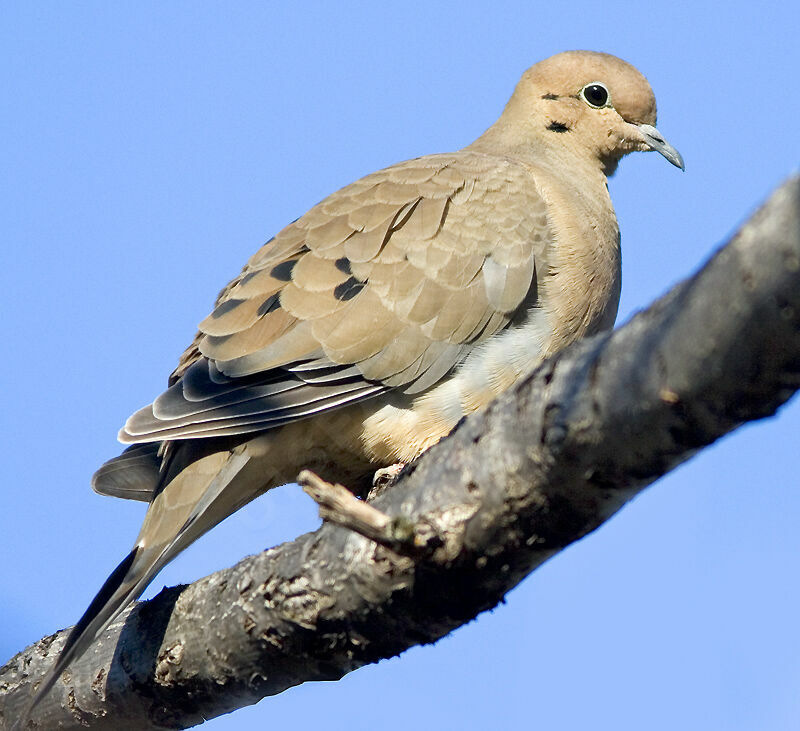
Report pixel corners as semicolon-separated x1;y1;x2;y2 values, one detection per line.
580;82;611;109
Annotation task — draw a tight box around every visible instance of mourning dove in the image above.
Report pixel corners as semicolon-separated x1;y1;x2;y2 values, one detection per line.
26;50;683;717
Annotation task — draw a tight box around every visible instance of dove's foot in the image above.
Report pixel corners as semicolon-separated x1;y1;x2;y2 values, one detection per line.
369;463;406;499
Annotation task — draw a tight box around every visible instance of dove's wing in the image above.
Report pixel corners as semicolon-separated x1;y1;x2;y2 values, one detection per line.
120;152;549;444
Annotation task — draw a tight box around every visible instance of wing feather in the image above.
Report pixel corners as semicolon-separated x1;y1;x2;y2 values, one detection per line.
121;152;553;445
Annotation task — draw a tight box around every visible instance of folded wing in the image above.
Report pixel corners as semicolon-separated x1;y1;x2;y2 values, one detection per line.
119;152;550;444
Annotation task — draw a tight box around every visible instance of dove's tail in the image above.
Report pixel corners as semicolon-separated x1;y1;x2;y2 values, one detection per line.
19;444;253;727
91;442;162;502
20;545;153;724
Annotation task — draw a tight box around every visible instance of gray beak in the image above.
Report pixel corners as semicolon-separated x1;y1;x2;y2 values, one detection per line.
637;123;685;171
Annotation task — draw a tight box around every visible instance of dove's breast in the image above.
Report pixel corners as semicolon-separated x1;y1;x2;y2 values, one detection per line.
357;159;622;465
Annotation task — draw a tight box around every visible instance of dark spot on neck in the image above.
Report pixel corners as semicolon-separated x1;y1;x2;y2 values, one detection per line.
541;93;559;100
547;121;570;133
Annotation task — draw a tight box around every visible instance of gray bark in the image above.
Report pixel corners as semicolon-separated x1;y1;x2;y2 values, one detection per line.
2;176;799;730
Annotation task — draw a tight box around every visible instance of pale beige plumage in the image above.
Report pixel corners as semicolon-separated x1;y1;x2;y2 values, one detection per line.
28;50;683;715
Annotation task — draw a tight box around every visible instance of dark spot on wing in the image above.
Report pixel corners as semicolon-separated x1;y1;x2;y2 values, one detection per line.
547;121;570;133
334;257;352;275
333;277;365;301
270;259;297;281
541;93;559;100
204;333;233;349
211;298;246;318
257;294;282;316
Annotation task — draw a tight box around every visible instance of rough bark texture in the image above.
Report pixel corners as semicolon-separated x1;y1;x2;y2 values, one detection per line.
2;177;799;730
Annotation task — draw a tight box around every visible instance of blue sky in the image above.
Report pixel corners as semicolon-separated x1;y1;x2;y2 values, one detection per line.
2;3;799;729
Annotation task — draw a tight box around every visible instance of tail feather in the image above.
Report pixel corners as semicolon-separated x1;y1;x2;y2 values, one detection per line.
22;546;143;722
22;540;188;724
92;443;162;502
20;446;255;726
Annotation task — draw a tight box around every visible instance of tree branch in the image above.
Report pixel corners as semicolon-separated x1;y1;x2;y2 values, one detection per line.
298;470;443;557
2;177;799;730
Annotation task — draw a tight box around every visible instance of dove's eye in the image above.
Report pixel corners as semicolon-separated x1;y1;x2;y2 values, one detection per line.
580;82;610;108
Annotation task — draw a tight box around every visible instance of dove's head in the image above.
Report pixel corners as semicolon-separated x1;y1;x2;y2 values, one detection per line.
476;51;683;176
